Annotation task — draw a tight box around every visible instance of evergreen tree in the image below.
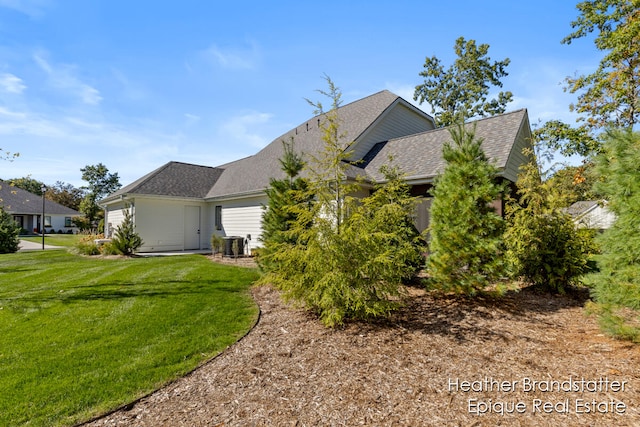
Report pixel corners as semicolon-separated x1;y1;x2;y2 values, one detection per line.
504;148;595;293
258;137;308;272
426;122;507;294
590;129;640;340
0;207;21;254
110;205;143;255
260;77;425;327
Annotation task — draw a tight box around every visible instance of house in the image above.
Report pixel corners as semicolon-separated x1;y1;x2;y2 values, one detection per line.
566;200;616;231
0;182;81;234
100;90;533;253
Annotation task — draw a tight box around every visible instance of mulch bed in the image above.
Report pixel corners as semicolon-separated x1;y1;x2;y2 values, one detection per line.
83;276;640;426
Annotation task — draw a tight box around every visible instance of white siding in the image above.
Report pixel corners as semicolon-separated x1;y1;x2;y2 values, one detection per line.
105;202;127;238
212;195;267;250
350;103;435;161
576;205;616;230
133;198;207;252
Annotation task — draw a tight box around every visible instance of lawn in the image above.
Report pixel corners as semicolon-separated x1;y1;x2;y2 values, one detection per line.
0;251;259;427
20;234;82;247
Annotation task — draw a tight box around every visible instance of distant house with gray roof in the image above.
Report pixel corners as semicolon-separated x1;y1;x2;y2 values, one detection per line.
566;200;616;230
100;90;533;253
0;182;81;234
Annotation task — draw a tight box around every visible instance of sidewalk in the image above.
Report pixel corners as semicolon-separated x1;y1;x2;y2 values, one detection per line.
18;239;63;251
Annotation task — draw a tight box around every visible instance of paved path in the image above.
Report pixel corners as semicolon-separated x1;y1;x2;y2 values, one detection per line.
18;239;63;251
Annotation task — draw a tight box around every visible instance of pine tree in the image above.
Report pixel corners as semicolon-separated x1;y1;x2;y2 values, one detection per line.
110;205;143;255
0;207;21;254
258;137;308;272
590;129;640;340
427;122;507;294
260;77;425;327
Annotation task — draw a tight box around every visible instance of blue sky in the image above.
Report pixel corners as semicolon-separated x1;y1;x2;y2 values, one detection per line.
0;0;599;188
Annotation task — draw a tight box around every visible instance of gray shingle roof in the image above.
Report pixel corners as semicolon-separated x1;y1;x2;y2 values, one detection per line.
205;90;402;199
0;182;81;215
103;161;224;202
362;109;529;182
565;200;600;217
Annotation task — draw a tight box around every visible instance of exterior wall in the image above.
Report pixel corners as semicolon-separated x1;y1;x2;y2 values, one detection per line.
210;195;267;251
575;205;616;230
47;215;78;233
104;201;127;237
350;103;435;161
106;198;208;252
134;198;207;252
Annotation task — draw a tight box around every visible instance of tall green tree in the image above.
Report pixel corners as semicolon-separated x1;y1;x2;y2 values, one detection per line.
260;77;425;327
414;36;513;127
536;0;640;157
258;137;309;272
80;163;121;228
426;122;507;294
590;129;640;340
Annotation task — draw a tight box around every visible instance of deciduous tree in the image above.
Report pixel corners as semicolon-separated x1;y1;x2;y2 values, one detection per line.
414;36;513;127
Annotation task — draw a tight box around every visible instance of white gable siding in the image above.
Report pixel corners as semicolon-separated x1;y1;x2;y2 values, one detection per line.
350;103;435;161
212;195;267;250
576;205;616;230
104;202;127;238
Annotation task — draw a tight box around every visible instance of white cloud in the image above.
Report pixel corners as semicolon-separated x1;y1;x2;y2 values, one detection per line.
220;111;273;148
0;0;49;18
32;50;103;105
203;42;260;70
0;73;26;93
184;113;201;126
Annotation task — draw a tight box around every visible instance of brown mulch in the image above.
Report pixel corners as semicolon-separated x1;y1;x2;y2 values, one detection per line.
83;280;640;426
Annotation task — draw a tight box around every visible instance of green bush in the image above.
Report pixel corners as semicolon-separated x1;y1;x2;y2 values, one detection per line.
110;205;143;255
211;234;225;255
0;207;21;253
504;149;595;293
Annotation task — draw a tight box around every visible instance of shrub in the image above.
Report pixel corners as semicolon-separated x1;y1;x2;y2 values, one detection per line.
110;205;143;255
210;234;225;255
73;235;102;256
0;207;21;253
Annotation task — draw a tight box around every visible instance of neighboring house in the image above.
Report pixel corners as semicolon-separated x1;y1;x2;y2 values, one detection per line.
100;90;533;253
566;200;616;231
0;181;81;234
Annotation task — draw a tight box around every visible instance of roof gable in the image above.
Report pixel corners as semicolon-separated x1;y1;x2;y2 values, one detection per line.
206;90;432;199
362;109;531;183
103;161;224;202
0;182;81;215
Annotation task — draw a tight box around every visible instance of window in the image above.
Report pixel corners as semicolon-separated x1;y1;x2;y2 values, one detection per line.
215;205;222;230
44;216;52;227
65;217;72;227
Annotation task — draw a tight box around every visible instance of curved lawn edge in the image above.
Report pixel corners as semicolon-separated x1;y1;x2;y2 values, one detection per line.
76;284;263;426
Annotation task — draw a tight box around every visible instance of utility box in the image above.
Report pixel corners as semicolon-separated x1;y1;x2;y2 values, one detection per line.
223;236;244;257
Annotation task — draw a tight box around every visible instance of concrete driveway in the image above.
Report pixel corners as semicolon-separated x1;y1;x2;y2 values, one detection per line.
18;239;63;251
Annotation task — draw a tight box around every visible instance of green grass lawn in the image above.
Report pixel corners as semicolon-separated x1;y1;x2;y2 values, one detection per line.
20;234;82;247
0;251;259;427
